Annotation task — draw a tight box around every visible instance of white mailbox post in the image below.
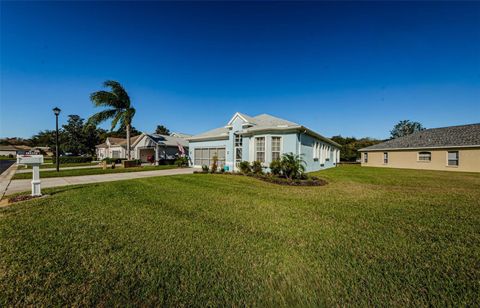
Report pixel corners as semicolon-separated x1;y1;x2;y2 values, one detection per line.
17;155;44;196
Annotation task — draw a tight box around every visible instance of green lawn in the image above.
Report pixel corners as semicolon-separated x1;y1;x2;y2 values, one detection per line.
19;162;99;169
12;165;179;179
1;165;479;306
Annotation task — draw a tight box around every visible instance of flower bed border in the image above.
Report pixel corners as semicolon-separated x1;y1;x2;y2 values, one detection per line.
193;171;327;186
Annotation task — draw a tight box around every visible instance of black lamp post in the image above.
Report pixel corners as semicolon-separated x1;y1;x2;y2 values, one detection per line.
52;107;61;172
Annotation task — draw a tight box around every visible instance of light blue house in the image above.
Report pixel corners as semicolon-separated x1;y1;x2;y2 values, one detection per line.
188;112;341;172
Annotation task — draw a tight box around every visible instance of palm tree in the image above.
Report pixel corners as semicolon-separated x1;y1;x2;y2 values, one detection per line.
88;80;136;159
280;153;306;179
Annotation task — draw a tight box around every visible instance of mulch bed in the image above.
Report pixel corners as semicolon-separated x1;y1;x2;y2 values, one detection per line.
194;171;328;186
8;195;42;203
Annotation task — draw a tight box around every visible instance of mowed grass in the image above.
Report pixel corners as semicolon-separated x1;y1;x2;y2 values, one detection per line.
18;162;99;169
12;164;179;179
1;165;479;306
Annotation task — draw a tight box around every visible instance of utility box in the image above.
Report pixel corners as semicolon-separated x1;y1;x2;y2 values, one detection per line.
17;155;44;196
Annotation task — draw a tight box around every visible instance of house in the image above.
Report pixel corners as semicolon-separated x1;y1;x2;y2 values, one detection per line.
96;133;189;162
0;145;19;157
0;145;35;157
359;123;480;172
96;136;141;160
187;112;340;172
130;133;189;162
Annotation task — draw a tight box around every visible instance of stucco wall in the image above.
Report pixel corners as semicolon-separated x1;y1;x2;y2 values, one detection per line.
300;133;339;172
361;148;480;172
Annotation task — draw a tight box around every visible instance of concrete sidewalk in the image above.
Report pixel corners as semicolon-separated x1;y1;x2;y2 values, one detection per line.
6;168;195;195
0;163;18;200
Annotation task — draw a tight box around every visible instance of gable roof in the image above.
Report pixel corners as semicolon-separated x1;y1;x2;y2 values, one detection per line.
106;135;141;147
360;123;480;151
189;112;340;147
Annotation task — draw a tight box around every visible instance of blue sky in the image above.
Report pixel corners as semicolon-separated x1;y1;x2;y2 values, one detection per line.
1;1;479;139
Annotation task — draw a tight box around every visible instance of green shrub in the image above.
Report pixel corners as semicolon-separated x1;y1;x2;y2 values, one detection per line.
202;165;209;172
280;153;305;180
269;160;282;176
175;156;189;167
251;161;263;175
238;161;251;174
53;156;92;164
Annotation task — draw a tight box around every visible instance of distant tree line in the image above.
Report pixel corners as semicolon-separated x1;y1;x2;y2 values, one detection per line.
330;136;382;162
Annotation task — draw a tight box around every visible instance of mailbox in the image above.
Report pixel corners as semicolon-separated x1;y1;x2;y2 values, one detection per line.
17;155;44;196
17;155;44;165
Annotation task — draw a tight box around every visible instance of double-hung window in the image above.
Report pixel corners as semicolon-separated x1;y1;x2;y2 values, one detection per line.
364;153;368;163
255;137;265;163
418;152;431;162
383;152;388;164
447;151;459;166
271;137;281;161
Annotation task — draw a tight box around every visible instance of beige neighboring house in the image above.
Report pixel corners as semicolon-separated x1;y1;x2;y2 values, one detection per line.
0;145;19;157
359;123;480;173
96;133;189;162
96;136;141;160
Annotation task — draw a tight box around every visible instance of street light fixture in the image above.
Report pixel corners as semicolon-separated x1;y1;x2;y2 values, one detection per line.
52;107;61;172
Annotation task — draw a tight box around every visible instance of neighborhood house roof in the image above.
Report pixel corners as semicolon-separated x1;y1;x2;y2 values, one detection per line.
145;134;189;147
360;123;480;151
105;136;141;148
189;112;340;147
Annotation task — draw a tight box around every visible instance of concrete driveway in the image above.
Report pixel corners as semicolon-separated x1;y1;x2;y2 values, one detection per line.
5;167;195;196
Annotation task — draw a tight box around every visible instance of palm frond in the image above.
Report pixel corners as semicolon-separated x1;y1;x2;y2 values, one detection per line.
87;109;117;126
103;80;130;108
124;107;136;125
89;91;118;107
110;112;124;131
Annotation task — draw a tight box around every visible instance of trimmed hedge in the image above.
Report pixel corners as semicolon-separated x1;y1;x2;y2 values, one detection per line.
53;156;93;164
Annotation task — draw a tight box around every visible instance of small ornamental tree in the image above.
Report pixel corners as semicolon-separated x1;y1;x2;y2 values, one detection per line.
280;153;306;180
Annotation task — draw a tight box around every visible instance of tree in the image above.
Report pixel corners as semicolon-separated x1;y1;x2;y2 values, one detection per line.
88;80;136;159
390;120;425;139
62;115;87;155
331;135;382;162
280;153;306;179
155;125;170;135
83;124;103;156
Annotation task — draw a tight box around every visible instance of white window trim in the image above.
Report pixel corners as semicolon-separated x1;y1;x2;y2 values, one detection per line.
417;151;432;163
446;151;459;167
254;136;266;163
271;136;283;162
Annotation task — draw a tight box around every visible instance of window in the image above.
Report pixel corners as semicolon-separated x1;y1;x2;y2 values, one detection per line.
364;153;368;163
325;146;330;162
418;151;431;162
234;134;242;147
448;151;459;166
194;147;226;167
313;142;319;160
112;150;120;159
271;137;281;161
234;134;243;165
255;137;265;162
383;152;388;164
